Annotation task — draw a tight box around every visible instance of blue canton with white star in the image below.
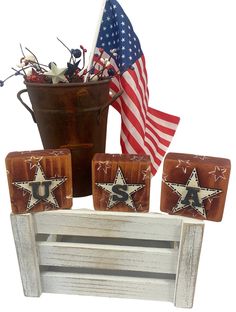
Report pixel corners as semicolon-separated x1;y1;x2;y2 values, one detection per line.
96;0;143;74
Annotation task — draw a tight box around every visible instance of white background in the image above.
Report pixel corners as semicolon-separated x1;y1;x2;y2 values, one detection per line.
0;0;236;311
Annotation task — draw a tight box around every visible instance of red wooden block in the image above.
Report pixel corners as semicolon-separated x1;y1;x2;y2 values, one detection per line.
6;149;73;214
160;153;231;221
92;153;151;212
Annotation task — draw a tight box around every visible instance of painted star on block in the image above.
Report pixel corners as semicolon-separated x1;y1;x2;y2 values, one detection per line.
24;156;43;169
176;159;191;174
165;168;222;218
96;161;112;174
13;164;67;211
44;63;68;84
208;166;227;182
96;167;145;210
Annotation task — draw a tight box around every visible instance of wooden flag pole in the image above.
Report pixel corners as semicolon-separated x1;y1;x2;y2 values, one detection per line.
85;0;107;82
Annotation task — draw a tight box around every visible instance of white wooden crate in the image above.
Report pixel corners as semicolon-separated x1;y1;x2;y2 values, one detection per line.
11;209;204;308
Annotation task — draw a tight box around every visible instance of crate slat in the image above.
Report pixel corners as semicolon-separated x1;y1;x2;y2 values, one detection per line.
41;271;175;302
38;241;179;274
174;222;204;308
33;210;183;241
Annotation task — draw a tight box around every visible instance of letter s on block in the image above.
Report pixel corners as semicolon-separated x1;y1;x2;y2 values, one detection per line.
112;184;129;202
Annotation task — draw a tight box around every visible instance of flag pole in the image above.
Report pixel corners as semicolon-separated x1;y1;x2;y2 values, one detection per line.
85;0;107;82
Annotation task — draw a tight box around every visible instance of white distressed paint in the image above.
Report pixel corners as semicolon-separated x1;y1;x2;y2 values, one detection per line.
11;209;204;307
33;210;183;241
174;222;204;308
10;213;42;297
38;241;179;274
41;271;175;302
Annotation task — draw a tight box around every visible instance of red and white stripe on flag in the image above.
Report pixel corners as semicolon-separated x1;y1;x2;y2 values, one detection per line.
95;50;180;176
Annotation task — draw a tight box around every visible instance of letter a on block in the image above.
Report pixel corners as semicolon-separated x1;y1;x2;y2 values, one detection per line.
161;152;231;221
164;167;222;219
181;187;201;207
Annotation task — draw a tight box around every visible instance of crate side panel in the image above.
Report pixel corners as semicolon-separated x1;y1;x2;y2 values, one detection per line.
11;213;41;297
174;222;204;308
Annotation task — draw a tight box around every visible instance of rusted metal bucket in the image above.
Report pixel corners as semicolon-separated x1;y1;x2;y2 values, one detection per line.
17;79;122;197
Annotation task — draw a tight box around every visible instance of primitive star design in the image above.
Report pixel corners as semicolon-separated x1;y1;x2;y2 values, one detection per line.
96;167;145;210
162;172;169;182
193;155;208;161
66;60;80;77
165;168;222;218
130;155;146;161
96;161;112;174
44;63;68;84
141;166;151;181
208;166;227;182
176;159;191;174
13;164;67;211
49;150;65;157
25;156;43;169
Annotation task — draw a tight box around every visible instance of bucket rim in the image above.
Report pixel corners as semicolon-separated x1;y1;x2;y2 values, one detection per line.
24;78;111;88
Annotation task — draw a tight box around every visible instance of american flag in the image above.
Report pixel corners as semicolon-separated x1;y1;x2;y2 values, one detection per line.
94;0;180;175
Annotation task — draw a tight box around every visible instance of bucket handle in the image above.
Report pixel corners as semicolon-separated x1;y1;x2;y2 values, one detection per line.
17;88;123;124
100;90;123;114
97;89;123;122
17;89;36;123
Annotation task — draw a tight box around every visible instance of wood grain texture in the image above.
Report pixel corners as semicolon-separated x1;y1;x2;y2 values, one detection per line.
33;209;183;241
11;209;204;306
41;271;175;302
38;241;179;274
174;221;204;308
92;153;151;212
10;213;42;297
161;152;231;221
6;149;73;214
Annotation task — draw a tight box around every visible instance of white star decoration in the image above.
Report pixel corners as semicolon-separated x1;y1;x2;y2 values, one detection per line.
130;155;145;161
49;150;65;157
96;161;112;174
176;159;191;174
193;155;208;161
24;156;43;169
208;166;227;182
98;1;142;70
165;168;222;218
96;167;145;210
141;166;151;181
13;164;67;211
44;63;68;84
